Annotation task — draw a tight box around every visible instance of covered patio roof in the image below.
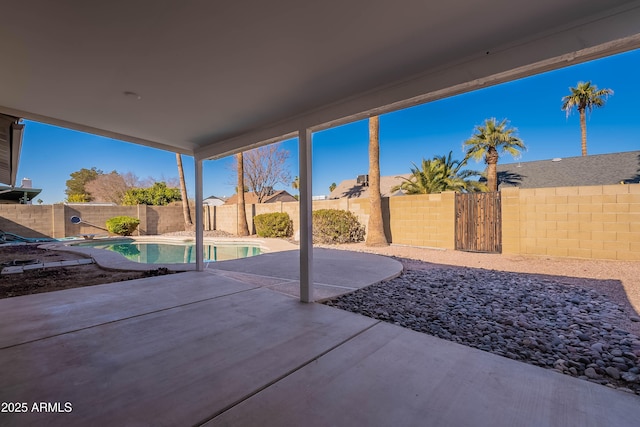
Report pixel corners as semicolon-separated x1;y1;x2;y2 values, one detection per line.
1;0;639;300
1;1;639;160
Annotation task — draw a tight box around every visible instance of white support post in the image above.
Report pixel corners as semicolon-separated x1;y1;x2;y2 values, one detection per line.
299;128;313;303
195;158;204;271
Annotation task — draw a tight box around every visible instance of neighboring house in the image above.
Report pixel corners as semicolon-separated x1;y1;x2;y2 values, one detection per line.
329;174;410;199
224;190;297;205
0;185;41;204
0;178;41;204
329;151;640;199
495;151;640;189
203;195;227;206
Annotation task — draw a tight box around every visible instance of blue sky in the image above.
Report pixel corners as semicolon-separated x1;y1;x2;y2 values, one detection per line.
17;49;640;204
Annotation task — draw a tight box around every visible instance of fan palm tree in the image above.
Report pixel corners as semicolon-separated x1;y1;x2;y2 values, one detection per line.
562;81;613;156
366;115;388;246
463;118;525;192
236;152;250;236
291;176;299;191
392;151;485;194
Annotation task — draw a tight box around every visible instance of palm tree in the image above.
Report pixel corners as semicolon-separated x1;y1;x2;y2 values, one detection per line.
393;151;485;194
463;118;525;192
291;176;299;191
329;182;337;192
562;81;613;156
366;115;389;246
176;153;193;231
236;152;250;236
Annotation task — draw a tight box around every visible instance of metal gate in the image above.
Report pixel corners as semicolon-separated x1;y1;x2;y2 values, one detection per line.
455;192;502;253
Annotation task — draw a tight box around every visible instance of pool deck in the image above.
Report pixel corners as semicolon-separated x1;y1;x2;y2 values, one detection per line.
1;248;639;426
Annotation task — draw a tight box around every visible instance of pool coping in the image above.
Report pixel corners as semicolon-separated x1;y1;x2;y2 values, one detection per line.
39;236;299;272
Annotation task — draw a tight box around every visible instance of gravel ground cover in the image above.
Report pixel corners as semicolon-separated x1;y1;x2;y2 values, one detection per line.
325;257;640;395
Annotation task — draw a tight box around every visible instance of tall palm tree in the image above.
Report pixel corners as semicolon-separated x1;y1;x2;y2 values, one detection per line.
393;151;485;194
291;176;299;191
366;115;389;246
562;81;613;156
176;153;193;231
236;152;250;236
463;118;525;192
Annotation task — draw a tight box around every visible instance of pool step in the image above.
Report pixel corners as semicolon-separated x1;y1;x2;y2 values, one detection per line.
1;258;95;275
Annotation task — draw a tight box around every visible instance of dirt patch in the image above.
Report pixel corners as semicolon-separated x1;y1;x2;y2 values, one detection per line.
0;245;175;299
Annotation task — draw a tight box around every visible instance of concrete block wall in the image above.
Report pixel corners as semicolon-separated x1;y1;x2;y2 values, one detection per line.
2;184;637;261
0;204;187;238
502;184;640;261
209;204;239;235
147;206;185;234
0;204;54;237
387;192;456;249
65;205;138;237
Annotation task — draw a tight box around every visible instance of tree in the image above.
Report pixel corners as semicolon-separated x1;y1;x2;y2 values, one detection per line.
65;167;102;202
236;152;250;236
176;153;193;231
365;116;389;246
393;151;486;194
241;143;292;203
85;171;135;204
122;182;181;205
291;176;299;191
329;182;337;193
562;81;613;156
463;118;525;192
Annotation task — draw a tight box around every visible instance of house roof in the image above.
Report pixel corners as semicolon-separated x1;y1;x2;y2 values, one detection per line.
0;186;41;203
330;151;640;198
225;190;296;205
204;195;228;201
329;174;410;199
0;0;638;168
496;151;640;189
0;114;24;186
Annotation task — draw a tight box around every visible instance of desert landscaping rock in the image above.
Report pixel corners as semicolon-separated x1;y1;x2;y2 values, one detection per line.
325;261;640;395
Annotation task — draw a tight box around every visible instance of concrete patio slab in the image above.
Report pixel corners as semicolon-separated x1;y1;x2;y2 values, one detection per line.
210;248;403;291
0;272;256;348
0;288;376;426
209;320;640;427
1;248;638;426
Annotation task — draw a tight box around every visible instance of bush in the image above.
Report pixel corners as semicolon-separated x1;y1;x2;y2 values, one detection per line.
106;216;141;236
122;182;181;206
254;212;293;238
312;209;365;244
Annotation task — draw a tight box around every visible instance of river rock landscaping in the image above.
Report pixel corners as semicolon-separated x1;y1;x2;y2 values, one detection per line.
324;260;640;395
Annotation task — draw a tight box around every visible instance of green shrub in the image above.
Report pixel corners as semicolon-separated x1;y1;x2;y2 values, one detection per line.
122;182;181;206
106;216;141;236
312;209;365;244
254;212;293;238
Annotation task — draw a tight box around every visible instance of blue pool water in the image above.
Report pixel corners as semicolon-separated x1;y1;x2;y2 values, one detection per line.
77;239;261;264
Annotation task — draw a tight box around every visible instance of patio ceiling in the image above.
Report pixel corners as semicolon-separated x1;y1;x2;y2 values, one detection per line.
0;0;639;163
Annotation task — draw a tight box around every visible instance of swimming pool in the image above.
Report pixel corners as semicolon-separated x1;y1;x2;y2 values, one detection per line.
77;239;261;264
